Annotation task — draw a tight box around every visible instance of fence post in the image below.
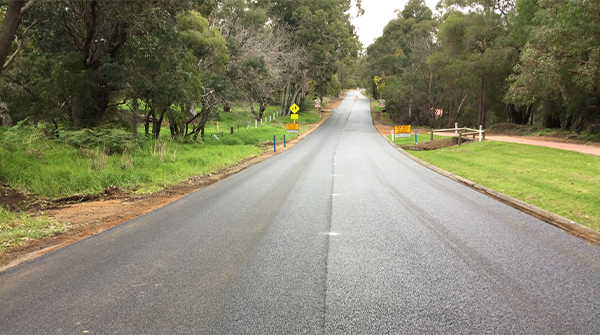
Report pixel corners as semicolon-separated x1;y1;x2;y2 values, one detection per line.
479;125;482;142
455;122;458;136
458;133;462;145
430;129;433;141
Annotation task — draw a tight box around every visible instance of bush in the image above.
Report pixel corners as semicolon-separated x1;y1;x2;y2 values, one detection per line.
62;128;138;154
587;123;600;135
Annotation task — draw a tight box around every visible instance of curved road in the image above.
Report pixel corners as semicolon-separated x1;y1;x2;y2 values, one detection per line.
2;91;600;334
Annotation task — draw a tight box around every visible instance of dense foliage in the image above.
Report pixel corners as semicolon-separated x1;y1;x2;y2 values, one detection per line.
0;0;360;137
360;0;600;134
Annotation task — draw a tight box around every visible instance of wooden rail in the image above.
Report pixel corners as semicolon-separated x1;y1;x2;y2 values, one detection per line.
430;125;485;144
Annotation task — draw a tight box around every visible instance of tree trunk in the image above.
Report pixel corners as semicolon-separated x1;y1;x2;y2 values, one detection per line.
0;0;24;74
508;104;531;125
179;104;185;136
91;87;113;128
167;109;178;139
529;105;535;125
131;98;139;139
250;102;259;120
144;108;151;137
372;76;379;99
259;102;266;119
287;84;303;116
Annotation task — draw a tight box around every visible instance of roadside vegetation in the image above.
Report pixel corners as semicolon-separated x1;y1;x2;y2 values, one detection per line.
0;105;327;199
0;0;359;256
411;142;600;231
357;0;600;138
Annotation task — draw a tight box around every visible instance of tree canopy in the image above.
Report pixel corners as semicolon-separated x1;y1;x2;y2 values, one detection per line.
0;0;360;135
360;0;600;133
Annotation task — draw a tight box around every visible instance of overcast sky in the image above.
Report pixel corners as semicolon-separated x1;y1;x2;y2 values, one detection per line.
350;0;440;49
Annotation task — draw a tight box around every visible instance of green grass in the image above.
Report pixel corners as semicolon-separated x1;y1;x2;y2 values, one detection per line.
386;133;446;144
0;101;329;199
0;133;261;197
410;141;600;231
0;207;74;255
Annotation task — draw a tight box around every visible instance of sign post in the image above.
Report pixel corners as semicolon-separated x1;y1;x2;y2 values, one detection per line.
394;125;411;138
315;99;321;119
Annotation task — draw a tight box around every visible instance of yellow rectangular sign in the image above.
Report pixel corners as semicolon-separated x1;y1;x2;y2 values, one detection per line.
286;123;299;130
395;125;411;134
291;114;299;120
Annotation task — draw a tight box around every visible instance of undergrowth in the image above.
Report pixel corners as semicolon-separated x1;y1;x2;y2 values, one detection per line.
0;106;322;198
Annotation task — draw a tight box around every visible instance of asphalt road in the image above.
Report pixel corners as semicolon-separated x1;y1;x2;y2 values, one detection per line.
2;91;600;334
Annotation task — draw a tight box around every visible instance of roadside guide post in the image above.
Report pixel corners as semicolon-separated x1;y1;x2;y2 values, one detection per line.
273;135;276;152
284;135;286;147
455;122;458;136
415;130;418;145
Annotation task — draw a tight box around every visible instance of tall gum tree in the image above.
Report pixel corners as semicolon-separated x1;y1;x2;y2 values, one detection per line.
506;0;600;131
269;0;360;113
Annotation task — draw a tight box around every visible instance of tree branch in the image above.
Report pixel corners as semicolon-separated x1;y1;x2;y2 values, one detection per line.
3;19;44;69
20;0;35;15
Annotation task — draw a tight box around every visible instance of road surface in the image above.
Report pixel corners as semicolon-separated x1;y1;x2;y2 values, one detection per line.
2;91;600;334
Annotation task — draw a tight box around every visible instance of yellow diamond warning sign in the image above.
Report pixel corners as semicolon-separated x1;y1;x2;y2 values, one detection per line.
290;104;299;114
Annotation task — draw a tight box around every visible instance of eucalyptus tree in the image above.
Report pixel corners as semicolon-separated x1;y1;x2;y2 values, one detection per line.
430;2;517;128
505;0;600;131
364;0;438;125
0;0;199;130
176;9;228;140
269;0;360;113
211;0;298;120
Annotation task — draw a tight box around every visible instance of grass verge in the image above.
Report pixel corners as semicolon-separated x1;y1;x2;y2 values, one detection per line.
410;141;600;231
0;101;330;199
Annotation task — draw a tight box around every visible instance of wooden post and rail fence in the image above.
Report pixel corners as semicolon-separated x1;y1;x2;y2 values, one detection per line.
429;123;486;145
